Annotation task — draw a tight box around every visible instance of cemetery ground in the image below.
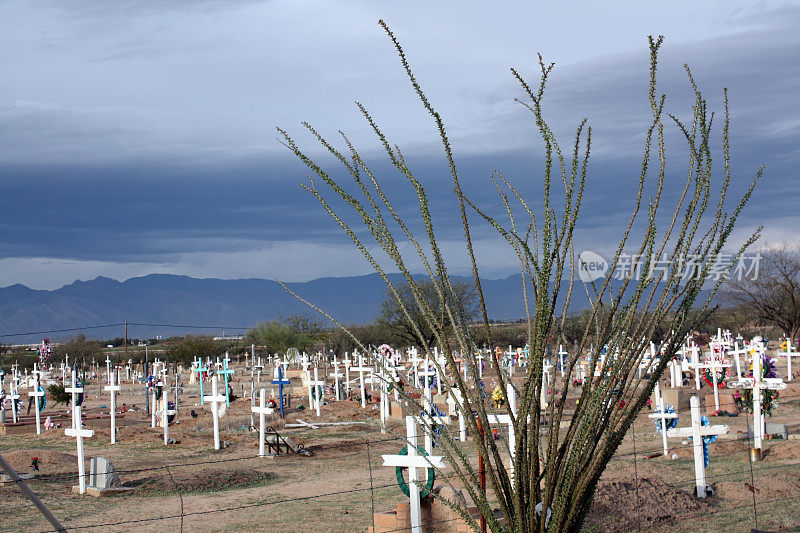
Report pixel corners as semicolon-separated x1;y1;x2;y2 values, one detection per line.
2;366;800;532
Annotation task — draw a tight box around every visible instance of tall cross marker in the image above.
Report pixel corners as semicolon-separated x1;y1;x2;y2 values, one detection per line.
28;364;44;435
103;370;121;444
64;405;94;494
203;376;226;450
728;354;787;452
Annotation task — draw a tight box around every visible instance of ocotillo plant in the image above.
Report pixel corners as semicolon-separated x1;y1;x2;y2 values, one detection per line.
278;22;761;533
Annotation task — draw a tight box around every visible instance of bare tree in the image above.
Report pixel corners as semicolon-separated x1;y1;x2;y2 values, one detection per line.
278;23;761;533
725;244;800;340
377;279;479;348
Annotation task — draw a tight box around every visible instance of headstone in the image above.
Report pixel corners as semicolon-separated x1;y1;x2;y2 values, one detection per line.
89;457;122;489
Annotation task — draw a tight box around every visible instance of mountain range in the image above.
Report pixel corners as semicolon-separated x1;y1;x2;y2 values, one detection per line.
0;273;534;343
0;273;711;343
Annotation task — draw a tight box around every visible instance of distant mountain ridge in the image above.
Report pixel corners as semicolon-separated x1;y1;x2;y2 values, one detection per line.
0;273;537;342
0;273;711;343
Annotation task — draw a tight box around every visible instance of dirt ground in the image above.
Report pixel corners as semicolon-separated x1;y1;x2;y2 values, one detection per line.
2;362;799;532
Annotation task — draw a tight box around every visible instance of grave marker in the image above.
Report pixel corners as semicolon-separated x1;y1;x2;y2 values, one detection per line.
203;376;226;450
666;395;728;498
103;370;121;444
65;405;94;494
382;416;446;533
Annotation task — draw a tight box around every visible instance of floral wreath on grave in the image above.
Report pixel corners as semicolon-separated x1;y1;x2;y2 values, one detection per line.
652;404;678;434
310;384;324;401
267;398;278;409
377;344;395;360
395;444;436;499
690;415;718;468
703;364;728;389
740;354;780;416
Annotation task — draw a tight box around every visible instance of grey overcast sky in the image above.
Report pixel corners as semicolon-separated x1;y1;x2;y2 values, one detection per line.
0;0;798;289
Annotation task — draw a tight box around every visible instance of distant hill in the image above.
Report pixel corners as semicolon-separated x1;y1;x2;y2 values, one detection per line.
0;273;711;343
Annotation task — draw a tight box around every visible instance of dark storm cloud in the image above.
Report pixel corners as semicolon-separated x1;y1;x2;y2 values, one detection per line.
0;0;796;288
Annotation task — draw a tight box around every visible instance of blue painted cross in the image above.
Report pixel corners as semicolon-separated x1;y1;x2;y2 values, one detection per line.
271;365;291;418
217;353;235;406
193;360;208;405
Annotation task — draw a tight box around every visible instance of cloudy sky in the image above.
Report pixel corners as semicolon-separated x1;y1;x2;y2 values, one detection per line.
0;0;797;289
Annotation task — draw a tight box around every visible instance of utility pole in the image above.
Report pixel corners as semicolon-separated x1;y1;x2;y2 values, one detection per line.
124;321;128;362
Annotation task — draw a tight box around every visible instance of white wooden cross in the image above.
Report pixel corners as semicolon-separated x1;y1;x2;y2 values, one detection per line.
105;355;112;384
331;362;343;401
728;341;748;380
252;389;274;457
420;381;448;458
161;392;177;446
486;383;519;478
382;416;446;533
65;369;83;429
728;354;787;452
104;370;121;444
474;351;485;379
558;345;569;378
694;355;731;412
689;344;703;390
28;364;44;434
309;366;325;417
647;382;679;457
350;353;371;408
666;395;728;498
342;353;352;395
64;405;94;494
447;388;467;442
203;376;227;450
776;340;800;382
